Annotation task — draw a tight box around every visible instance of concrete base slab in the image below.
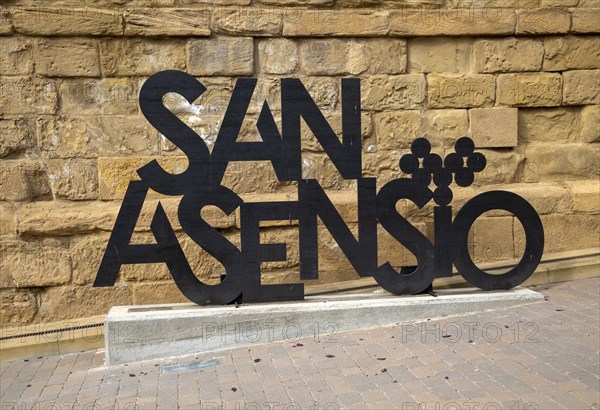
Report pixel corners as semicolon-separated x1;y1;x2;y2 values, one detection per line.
104;287;543;365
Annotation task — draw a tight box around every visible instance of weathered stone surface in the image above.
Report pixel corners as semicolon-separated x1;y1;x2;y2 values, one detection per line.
258;39;298;75
100;39;186;76
37;116;159;159
213;8;282;36
0;8;12;35
47;160;98;200
60;78;139;115
523;144;599;182
38;285;133;323
0;290;37;325
533;214;600;254
0;160;50;202
389;8;516;36
362;75;426;110
0;119;31;157
497;73;562;107
18;201;118;236
543;36;600;71
179;0;250;5
0;240;71;287
518;108;578;143
469;108;518;148
565;180;600;213
188;37;254;76
516;9;570;34
0;38;32;75
0;203;16;236
124;8;210;36
258;0;330;5
539;0;577;6
407;38;471;73
428;74;495;108
300;39;406;75
13;8;122;36
474;149;524;185
0;77;58;115
472;38;544;73
562;70;600;105
71;234;174;286
132;282;189;305
299;111;372;152
36;39;100;77
472;216;515;262
571;8;600;33
373;109;468;151
499;182;571;215
98;156;186;200
283;10;388;37
580;105;600;143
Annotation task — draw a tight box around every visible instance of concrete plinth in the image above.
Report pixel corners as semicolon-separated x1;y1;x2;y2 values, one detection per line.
104;287;543;365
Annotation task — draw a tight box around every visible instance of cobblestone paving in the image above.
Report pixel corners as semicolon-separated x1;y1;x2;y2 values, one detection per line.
1;278;599;410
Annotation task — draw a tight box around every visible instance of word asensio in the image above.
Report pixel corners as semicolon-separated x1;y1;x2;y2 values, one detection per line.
94;71;544;305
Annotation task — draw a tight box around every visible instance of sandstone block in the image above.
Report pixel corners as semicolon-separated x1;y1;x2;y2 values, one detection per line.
258;39;298;75
523;143;599;182
132;282;189;305
362;75;426;110
571;8;600;33
35;38;100;77
0;38;33;75
543;36;600;71
0;119;31;157
540;0;578;6
472;38;544;73
13;7;122;36
300;111;372;152
0;77;57;115
38;285;133;323
100;39;186;76
472;216;515;263
497;73;562;107
407;38;472;74
0;160;50;201
0;203;16;236
474;149;524;185
0;8;12;34
258;0;330;5
0;290;37;325
562;70;600;105
188;37;254;76
469;108;518;148
534;214;600;254
0;240;71;287
71;234;174;286
372;109;469;155
283;10;388;37
499;182;571;215
124;8;210;36
60;78;139;116
427;74;495;108
389;8;516;36
37;116;159;159
565;180;600;213
213;8;282;36
18;201;119;236
47;160;98;200
179;0;250;4
518;108;578;143
98;156;187;200
301;38;406;76
516;9;570;34
580;105;600;143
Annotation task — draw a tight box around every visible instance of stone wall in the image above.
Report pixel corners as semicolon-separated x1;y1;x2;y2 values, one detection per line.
1;0;599;327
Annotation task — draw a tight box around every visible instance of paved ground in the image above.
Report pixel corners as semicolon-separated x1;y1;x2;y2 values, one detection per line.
1;278;599;410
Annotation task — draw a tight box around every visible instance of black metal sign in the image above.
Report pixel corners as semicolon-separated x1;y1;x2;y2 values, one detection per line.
94;71;544;305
